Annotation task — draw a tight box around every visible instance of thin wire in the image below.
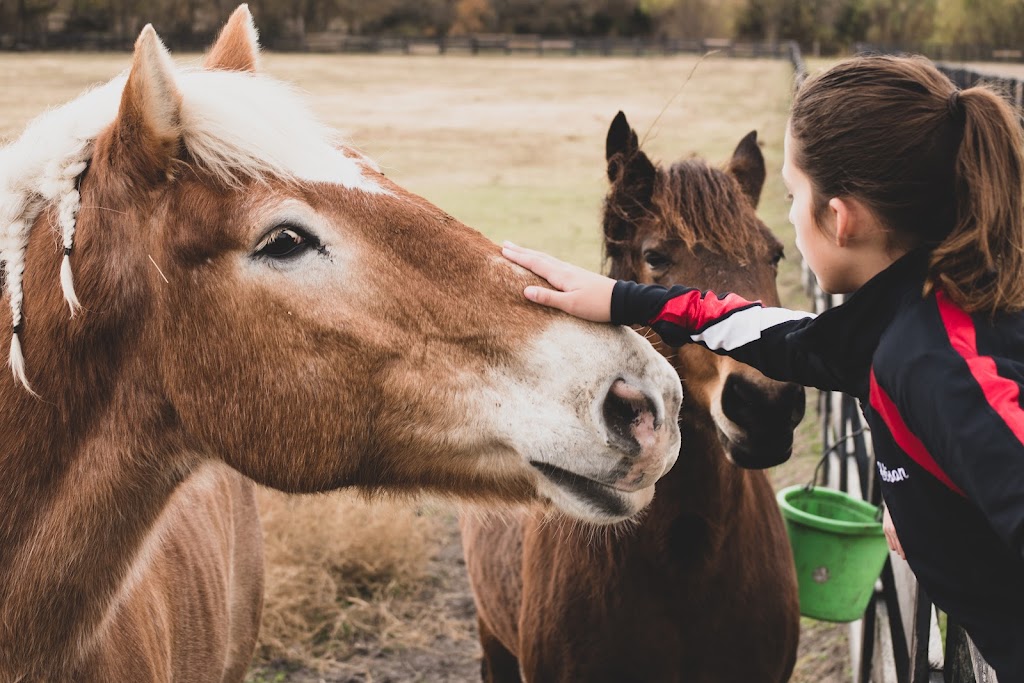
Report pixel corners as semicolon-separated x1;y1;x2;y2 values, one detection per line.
639;50;719;149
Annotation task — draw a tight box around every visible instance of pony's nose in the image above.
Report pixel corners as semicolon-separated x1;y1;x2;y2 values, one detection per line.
722;374;805;432
601;379;661;457
784;383;806;428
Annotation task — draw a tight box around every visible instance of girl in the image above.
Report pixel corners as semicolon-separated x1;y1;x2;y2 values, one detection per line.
503;55;1024;679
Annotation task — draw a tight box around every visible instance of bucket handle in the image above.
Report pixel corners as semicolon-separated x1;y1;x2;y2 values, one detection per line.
804;426;869;493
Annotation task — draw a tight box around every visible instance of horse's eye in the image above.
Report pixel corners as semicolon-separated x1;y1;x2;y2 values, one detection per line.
643;250;671;270
771;249;785;267
255;226;317;260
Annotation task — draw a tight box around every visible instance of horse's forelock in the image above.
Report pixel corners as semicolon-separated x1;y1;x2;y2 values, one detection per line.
603;155;768;278
651;159;768;262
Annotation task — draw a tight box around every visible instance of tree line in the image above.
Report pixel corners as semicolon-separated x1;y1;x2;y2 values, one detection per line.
2;0;1023;53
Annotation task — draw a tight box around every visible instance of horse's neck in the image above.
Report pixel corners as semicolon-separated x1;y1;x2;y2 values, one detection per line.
640;408;751;551
663;406;745;500
0;383;189;678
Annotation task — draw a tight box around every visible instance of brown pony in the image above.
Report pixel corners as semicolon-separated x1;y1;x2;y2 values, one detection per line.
461;112;803;682
0;14;684;682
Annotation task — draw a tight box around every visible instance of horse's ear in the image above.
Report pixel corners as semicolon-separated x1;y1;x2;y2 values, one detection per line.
204;4;261;72
110;25;182;183
606;111;638;162
606;111;654;186
727;130;766;209
603;112;655;274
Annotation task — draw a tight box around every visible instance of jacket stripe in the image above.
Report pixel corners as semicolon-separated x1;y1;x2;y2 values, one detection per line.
651;289;760;332
935;290;1024;447
869;368;967;497
691;306;818;352
652;290;815;352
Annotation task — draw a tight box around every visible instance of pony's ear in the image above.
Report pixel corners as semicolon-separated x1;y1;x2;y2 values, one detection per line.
110;25;182;183
204;4;261;72
603;112;656;274
606;111;654;186
606;111;638;162
727;130;766;209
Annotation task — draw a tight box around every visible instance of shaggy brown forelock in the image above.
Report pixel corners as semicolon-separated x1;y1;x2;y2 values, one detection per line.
607;158;768;267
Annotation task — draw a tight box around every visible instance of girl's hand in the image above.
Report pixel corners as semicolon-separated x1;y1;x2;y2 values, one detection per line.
883;507;906;560
502;242;616;323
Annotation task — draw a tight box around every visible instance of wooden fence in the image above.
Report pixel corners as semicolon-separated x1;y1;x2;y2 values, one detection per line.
290;34;801;58
0;31;800;59
791;45;1004;683
855;43;1024;65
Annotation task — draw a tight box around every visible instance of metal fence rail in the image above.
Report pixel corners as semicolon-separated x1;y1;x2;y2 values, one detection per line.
854;43;1024;65
855;45;1024;113
937;66;1024;115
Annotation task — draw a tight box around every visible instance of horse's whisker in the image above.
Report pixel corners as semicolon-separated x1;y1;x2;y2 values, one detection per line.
81;205;129;216
148;255;170;284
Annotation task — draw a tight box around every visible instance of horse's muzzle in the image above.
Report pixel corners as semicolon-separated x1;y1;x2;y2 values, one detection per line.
601;379;679;489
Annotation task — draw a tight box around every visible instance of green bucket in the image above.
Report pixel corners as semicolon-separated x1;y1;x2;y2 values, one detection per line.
777;485;889;622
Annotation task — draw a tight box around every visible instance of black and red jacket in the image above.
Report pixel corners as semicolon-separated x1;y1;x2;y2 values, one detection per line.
612;249;1024;678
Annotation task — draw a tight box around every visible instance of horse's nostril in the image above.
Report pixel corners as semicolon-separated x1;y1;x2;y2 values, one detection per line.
722;375;805;431
602;380;657;456
722;375;758;424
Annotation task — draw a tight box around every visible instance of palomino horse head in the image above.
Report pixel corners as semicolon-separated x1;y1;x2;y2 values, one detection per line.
0;15;681;528
602;111;804;468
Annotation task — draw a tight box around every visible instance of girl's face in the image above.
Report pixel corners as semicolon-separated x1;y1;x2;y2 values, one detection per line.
782;126;850;294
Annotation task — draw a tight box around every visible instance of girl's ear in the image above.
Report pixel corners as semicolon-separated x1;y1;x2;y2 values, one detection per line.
830;196;884;248
828;197;851;247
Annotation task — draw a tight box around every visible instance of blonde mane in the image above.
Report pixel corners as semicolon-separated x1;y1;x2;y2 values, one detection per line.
0;63;385;390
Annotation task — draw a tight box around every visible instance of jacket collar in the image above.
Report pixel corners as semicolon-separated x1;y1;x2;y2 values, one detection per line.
835;247;930;308
793;248;931;399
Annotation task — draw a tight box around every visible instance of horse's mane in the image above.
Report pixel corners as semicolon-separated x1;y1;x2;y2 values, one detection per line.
651;158;768;264
0;65;384;389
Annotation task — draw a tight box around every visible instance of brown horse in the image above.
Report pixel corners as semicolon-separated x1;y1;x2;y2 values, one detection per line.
461;112;803;683
0;13;683;682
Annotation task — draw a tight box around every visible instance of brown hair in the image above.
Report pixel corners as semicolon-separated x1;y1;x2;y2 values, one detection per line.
790;55;1024;316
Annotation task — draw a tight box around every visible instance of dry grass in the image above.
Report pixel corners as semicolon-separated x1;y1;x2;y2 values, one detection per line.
254;490;475;676
2;52;850;681
256;490;435;666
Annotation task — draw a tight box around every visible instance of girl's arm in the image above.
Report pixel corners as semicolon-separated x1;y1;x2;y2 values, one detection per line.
503;243;855;394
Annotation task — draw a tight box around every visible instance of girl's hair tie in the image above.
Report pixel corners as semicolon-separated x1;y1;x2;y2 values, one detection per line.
947;89;965;123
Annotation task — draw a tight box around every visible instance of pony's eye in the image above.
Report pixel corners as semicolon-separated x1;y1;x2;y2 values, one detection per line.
771;249;785;267
255;226;317;260
643;250;671;270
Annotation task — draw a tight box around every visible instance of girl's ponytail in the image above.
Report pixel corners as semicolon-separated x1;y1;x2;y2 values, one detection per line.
791;56;1024;315
930;88;1024;316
